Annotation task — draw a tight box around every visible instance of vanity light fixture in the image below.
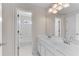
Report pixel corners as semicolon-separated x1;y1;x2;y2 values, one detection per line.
48;3;70;14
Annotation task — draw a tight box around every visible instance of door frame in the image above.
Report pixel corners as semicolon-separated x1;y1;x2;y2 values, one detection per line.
0;3;2;56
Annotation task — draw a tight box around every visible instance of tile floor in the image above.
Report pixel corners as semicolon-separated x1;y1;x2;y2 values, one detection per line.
19;42;32;56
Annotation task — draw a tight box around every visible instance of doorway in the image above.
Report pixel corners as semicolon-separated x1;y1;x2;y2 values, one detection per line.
16;10;32;56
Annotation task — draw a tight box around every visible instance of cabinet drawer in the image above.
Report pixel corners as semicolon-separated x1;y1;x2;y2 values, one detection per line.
55;49;65;56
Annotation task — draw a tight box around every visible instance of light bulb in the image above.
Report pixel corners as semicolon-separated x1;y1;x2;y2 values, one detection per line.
63;3;70;8
52;9;58;14
56;6;63;11
48;8;52;13
52;4;58;8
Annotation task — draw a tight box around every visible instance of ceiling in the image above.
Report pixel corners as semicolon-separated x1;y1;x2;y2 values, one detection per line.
29;3;51;8
16;3;79;15
30;3;79;15
33;3;79;14
58;3;79;14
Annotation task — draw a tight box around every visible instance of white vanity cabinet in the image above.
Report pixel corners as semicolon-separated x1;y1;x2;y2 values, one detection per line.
37;38;64;56
38;41;55;56
38;40;46;56
37;36;79;56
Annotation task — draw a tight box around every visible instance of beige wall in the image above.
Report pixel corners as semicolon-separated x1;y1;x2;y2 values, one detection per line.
2;4;15;56
45;12;55;35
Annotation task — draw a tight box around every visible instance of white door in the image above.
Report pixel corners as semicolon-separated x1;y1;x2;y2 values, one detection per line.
0;3;2;56
17;10;32;56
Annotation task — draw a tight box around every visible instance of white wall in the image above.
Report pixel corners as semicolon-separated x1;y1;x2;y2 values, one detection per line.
2;3;46;56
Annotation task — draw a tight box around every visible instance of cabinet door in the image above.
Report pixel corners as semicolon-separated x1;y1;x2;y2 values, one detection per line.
46;49;55;56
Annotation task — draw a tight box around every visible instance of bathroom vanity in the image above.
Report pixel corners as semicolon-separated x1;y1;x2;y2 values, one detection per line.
37;35;79;56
